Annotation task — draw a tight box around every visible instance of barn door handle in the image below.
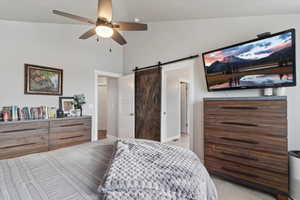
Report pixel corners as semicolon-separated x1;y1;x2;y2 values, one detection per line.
130;113;134;116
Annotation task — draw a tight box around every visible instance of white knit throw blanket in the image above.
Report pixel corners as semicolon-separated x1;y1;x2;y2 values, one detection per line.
98;139;218;200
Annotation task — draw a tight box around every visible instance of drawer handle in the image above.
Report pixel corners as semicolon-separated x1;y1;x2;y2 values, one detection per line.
220;137;259;144
59;135;85;140
221;122;258;127
221;152;258;161
0;143;37;149
0;128;41;134
59;123;85;128
222;167;259;179
220;106;258;110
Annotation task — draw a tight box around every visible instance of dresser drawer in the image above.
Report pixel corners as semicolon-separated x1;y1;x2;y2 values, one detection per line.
205;157;288;193
204;129;287;155
50;118;91;128
204;100;287;118
205;116;287;137
49;118;91;150
0;121;49;133
0;123;49;159
49;130;90;150
205;143;288;174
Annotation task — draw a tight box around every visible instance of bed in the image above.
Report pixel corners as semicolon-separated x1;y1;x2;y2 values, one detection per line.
0;138;217;200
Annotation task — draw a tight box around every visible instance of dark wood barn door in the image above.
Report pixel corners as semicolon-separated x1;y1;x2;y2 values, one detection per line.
135;67;161;141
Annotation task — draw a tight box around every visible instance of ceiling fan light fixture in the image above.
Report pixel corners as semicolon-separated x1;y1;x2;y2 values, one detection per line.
96;25;114;38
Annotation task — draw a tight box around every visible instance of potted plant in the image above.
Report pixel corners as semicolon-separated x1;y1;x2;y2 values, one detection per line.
73;94;86;117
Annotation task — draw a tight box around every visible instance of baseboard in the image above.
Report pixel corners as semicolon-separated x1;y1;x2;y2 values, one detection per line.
162;135;181;143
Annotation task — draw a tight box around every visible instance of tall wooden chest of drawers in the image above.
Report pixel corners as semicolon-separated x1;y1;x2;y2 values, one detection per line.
204;97;288;200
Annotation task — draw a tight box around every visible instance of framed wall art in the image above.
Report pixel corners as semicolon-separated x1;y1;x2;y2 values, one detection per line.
24;64;63;95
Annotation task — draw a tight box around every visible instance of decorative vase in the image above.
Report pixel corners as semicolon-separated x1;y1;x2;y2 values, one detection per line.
75;109;81;117
79;106;83;117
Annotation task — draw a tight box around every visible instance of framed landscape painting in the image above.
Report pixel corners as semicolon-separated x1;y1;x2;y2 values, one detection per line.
24;64;63;95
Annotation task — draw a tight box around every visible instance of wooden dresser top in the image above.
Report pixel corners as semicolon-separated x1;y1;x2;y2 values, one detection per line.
204;96;287;101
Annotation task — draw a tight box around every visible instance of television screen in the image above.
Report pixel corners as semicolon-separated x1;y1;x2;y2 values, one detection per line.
202;29;296;92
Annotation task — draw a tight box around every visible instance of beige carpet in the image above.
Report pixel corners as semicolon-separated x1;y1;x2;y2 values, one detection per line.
213;176;276;200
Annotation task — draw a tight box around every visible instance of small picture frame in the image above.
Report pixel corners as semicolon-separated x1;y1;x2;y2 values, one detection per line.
25;64;63;96
59;97;75;115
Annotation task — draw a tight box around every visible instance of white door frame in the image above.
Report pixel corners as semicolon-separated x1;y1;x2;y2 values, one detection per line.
118;74;135;139
93;70;122;141
161;60;195;151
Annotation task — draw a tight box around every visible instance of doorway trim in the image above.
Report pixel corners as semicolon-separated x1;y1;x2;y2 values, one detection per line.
161;60;195;151
93;70;122;141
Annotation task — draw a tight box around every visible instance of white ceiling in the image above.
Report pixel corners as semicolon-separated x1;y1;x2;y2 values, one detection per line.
0;0;300;24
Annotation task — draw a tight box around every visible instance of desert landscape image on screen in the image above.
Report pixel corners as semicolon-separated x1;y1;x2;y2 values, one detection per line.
203;31;294;90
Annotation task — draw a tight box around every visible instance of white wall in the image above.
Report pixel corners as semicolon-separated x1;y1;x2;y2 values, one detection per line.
107;78;119;137
124;14;300;158
0;19;124;141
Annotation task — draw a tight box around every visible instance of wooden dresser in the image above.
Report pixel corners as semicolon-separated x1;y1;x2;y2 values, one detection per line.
0;116;91;159
204;97;288;200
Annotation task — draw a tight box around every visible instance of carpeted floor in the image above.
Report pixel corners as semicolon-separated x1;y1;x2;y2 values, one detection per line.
213;176;276;200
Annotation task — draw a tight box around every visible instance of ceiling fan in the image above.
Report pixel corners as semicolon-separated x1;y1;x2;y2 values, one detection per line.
53;0;148;45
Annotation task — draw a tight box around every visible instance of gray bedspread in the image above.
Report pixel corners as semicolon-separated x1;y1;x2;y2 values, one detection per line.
98;139;218;200
0;139;115;200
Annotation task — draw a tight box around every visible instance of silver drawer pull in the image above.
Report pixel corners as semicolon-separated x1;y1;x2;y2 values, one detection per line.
221;152;258;161
0;128;40;134
0;143;37;149
221;106;258;110
59;123;85;128
222;167;259;179
220;137;259;144
59;135;84;140
221;122;258;127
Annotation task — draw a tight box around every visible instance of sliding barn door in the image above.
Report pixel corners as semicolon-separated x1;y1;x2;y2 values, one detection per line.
135;67;161;141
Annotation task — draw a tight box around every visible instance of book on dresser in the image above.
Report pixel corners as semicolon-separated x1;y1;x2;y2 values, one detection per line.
203;96;288;200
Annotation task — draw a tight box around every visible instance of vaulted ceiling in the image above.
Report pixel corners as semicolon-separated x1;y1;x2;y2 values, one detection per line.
0;0;300;24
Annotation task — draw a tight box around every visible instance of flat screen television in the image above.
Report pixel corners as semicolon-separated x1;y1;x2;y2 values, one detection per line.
202;29;296;92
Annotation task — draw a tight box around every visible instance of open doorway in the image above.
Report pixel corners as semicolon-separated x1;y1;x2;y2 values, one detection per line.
162;64;193;150
96;75;119;140
98;77;108;139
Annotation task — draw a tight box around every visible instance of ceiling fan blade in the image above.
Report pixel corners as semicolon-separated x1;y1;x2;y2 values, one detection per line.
79;28;96;39
111;30;127;46
113;22;148;31
98;0;112;22
53;10;96;25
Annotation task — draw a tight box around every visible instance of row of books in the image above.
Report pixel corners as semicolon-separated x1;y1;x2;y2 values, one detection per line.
0;106;57;122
